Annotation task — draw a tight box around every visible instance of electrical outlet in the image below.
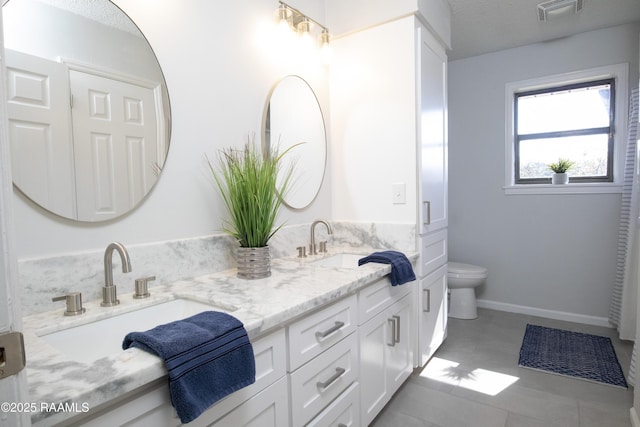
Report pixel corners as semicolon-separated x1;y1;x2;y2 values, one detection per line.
392;183;406;204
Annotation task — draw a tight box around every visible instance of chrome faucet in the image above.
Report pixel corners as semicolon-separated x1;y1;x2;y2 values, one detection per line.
101;242;132;307
310;220;333;255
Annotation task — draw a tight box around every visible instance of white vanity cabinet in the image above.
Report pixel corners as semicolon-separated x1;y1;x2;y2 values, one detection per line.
66;329;288;427
358;278;414;426
287;294;359;427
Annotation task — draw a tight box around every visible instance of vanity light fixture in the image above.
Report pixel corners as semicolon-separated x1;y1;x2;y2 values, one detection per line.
320;28;330;49
276;1;330;48
297;17;311;34
277;3;291;29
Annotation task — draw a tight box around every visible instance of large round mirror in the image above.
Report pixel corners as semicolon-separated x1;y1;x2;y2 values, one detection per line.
3;0;171;222
264;75;326;210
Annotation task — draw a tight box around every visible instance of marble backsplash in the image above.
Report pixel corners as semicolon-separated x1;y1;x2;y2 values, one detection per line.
18;221;416;316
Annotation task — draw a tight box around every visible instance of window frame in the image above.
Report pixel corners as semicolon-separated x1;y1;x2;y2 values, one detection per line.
504;64;628;195
514;78;615;184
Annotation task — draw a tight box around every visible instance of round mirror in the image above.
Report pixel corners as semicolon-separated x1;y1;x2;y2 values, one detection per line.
3;0;171;222
264;75;326;210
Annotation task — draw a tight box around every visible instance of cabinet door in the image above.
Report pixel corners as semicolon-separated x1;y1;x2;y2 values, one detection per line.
386;294;414;393
213;377;289;427
418;265;448;367
358;308;389;426
359;294;414;426
418;25;448;234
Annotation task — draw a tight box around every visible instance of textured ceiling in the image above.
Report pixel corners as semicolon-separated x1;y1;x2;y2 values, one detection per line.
448;0;640;60
34;0;141;37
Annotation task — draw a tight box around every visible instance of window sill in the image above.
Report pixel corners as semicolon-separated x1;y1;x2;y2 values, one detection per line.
504;183;622;195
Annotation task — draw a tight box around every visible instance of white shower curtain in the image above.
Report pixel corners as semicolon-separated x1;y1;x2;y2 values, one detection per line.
610;87;639;385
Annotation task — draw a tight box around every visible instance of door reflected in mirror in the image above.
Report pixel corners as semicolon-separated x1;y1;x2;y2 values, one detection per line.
264;75;326;210
3;0;171;222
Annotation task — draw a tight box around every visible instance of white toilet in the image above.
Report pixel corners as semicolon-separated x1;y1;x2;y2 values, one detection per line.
447;262;488;319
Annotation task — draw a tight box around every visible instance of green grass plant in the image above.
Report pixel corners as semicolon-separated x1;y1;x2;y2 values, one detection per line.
549;158;575;174
208;139;295;248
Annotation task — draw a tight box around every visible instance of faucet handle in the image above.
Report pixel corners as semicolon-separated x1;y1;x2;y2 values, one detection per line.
134;276;155;299
319;241;328;253
52;292;86;316
296;246;307;258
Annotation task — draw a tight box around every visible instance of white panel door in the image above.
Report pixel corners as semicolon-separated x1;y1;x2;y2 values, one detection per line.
0;20;30;426
418;26;448;234
5;49;75;218
69;69;158;221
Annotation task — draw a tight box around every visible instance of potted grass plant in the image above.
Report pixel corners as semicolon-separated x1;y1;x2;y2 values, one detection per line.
208;138;295;279
549;158;575;185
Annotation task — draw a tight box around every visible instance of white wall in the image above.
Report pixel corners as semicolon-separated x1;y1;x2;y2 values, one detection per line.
448;23;640;322
329;16;418;225
11;0;332;259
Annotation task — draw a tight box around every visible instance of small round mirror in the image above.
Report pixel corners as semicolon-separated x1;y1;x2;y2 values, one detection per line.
264;76;326;210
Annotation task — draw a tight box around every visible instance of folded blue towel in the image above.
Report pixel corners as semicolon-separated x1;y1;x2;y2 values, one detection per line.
358;250;416;286
122;311;255;423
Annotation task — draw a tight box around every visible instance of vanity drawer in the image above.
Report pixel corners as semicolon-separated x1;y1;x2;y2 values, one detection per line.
358;276;412;325
289;333;358;427
199;328;287;420
306;382;360;427
288;294;357;371
419;229;447;277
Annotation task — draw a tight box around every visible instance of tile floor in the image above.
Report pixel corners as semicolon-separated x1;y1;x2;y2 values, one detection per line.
372;308;634;427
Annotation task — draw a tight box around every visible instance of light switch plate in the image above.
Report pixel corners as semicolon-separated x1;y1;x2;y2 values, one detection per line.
392;183;406;204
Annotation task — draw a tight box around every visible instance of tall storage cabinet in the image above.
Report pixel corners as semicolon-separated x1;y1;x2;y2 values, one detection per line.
332;15;450;370
416;23;449;368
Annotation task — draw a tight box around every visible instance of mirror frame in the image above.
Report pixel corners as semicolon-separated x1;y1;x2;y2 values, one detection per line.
3;0;171;222
263;75;326;210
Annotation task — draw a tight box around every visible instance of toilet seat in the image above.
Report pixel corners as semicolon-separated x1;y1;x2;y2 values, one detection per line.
448;262;488;279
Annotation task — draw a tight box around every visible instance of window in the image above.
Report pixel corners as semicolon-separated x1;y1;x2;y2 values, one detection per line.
514;79;615;184
504;64;628;194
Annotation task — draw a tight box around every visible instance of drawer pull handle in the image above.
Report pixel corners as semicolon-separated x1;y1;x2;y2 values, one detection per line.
317;367;346;390
393;315;401;343
338;424;348;427
424;200;431;225
388;318;396;346
423;288;431;313
315;321;345;339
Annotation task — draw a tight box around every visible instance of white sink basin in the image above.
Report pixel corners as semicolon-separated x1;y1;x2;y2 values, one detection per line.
40;298;233;364
311;253;364;269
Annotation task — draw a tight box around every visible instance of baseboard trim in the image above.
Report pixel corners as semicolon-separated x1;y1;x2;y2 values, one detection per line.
476;299;611;328
631;407;640;427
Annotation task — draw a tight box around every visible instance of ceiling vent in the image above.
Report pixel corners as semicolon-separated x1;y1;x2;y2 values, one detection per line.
537;0;584;22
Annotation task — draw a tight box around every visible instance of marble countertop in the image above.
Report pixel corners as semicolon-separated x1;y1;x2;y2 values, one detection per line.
23;249;417;426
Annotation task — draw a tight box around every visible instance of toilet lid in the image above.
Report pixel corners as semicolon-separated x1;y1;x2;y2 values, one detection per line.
448;262;488;277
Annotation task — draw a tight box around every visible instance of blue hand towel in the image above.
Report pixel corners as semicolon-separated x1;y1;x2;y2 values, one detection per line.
122;311;255;423
358;250;416;286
